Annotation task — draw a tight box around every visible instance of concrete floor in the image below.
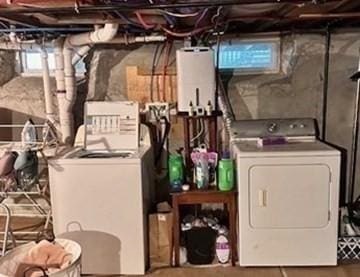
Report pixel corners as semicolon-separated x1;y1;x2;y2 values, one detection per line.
87;264;360;277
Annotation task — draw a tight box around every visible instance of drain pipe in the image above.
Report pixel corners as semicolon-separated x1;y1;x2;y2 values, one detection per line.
58;23;119;144
54;37;71;144
72;45;92;65
39;47;56;123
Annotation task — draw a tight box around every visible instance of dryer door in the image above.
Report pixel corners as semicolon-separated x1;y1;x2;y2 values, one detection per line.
249;164;330;229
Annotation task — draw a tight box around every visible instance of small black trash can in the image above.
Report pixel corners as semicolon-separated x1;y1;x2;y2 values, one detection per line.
185;227;217;265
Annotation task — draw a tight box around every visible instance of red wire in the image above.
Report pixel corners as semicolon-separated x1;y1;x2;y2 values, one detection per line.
162;40;172;102
135;10;214;38
135;11;156;30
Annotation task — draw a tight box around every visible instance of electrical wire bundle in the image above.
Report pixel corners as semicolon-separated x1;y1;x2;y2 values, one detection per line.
124;2;225;39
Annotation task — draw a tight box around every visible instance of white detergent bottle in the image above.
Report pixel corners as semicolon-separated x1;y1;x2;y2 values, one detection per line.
216;227;230;264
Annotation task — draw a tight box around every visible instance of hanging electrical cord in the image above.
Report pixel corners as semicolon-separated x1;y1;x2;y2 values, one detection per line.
215;32;221;110
195;7;210;27
150;43;161;102
114;10;143;27
191;118;205;144
155;116;171;165
155;42;167;101
211;6;224;25
162;39;173;102
162;13;176;27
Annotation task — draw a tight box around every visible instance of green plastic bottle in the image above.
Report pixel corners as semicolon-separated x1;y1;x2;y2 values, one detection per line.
218;153;234;192
169;154;184;192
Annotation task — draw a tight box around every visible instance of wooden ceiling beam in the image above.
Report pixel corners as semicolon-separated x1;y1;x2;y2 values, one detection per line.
0;14;40;27
331;0;360;12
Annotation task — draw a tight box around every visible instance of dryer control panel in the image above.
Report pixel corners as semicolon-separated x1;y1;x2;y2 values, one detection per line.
230;118;317;140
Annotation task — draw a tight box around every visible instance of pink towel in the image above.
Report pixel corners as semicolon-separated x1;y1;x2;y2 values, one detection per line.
15;240;72;277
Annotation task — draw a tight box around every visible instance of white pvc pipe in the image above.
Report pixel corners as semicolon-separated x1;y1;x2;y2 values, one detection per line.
39;47;56;123
65;23;119;47
105;34;166;44
0;30;166;145
54;38;72;144
72;45;92;65
59;23;119;144
54;38;65;92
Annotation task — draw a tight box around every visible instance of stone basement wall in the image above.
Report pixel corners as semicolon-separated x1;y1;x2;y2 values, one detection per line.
0;30;360;201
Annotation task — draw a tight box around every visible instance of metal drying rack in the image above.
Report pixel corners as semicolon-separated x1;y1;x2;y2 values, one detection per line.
0;121;59;255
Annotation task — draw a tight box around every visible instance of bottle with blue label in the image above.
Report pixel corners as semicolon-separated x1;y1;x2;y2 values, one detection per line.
195;153;209;190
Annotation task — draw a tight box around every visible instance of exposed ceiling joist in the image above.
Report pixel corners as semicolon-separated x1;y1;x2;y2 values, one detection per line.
0;0;341;15
332;0;360;12
0;14;40;28
0;0;359;37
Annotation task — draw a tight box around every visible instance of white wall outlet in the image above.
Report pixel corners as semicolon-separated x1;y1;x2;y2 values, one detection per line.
145;102;170;122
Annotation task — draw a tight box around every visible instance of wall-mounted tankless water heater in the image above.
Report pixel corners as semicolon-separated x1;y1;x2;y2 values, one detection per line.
176;47;216;114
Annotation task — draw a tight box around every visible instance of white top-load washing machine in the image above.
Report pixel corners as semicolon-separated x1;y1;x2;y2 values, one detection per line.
230;118;340;266
48;101;154;275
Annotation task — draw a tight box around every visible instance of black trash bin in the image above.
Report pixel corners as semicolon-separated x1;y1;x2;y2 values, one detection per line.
185;227;217;265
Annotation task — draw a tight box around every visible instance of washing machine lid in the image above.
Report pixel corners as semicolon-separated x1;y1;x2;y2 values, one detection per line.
49;145;151;165
233;140;340;158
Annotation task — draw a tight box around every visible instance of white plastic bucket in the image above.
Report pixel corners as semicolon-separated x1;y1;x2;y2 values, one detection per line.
0;239;81;277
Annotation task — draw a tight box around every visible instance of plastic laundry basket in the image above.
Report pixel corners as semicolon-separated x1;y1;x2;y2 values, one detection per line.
0;239;81;277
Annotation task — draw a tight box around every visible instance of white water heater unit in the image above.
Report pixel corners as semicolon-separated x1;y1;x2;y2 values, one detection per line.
176;47;216;113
